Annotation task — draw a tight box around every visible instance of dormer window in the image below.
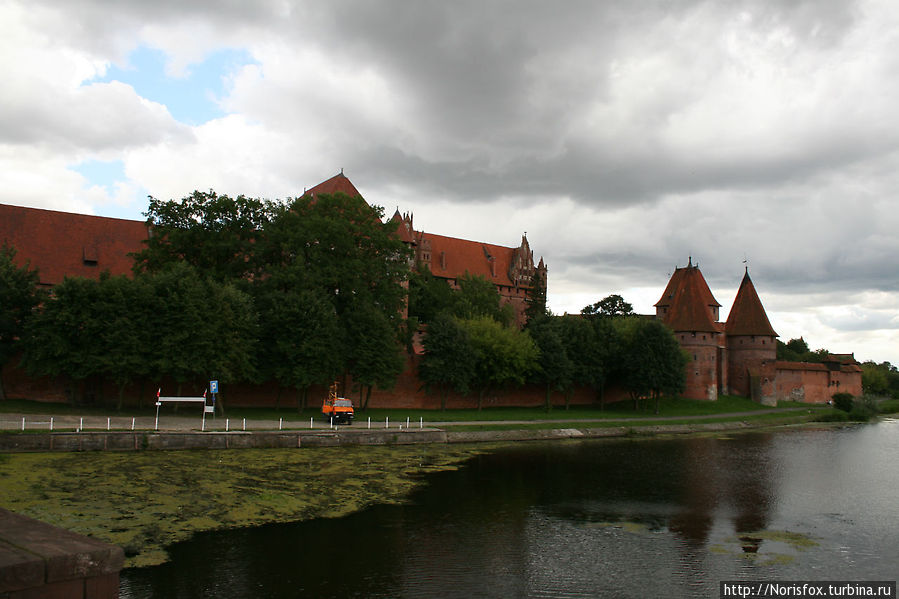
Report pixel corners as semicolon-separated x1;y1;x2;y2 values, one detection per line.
82;247;98;267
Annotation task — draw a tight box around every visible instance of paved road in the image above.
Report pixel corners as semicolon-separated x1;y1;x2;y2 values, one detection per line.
0;407;823;433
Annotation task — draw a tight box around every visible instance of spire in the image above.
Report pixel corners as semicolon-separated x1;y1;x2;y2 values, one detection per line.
725;270;778;337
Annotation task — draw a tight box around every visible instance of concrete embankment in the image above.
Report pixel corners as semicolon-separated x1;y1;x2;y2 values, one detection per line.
0;508;123;598
0;419;796;452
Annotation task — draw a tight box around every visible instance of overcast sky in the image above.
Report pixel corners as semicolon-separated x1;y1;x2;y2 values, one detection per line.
2;0;897;364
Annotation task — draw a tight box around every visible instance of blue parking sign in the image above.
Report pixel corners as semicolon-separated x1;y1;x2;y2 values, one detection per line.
210;380;219;394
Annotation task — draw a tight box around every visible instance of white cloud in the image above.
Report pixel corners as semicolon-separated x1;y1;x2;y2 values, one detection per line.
3;0;899;365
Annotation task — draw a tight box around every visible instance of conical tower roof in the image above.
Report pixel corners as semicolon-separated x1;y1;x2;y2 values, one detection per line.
655;259;721;310
664;270;720;332
655;259;721;333
725;269;778;337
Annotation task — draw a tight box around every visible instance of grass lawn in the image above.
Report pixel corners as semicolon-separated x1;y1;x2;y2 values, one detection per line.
1;394;822;425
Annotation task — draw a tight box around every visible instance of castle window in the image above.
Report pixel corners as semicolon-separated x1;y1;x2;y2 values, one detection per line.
693;354;697;361
82;246;98;266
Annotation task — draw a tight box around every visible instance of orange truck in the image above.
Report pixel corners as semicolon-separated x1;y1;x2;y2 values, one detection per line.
322;382;355;424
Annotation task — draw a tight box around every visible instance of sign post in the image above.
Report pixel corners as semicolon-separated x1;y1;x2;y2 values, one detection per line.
210;380;219;420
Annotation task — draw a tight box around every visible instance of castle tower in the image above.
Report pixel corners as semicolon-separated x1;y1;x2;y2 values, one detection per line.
655;259;725;400
725;269;778;404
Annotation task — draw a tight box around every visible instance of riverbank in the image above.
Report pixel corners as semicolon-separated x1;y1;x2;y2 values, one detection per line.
0;410;821;452
0;409;880;571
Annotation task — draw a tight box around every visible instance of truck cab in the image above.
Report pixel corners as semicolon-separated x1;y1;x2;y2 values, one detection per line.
322;382;354;424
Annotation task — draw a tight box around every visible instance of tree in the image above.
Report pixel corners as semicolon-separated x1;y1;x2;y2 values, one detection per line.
0;244;42;401
255;283;343;412
418;313;476;410
614;317;687;413
523;267;548;323
581;294;634;319
343;302;406;411
143;263;257;400
21;276;108;405
407;267;456;324
460;317;539;411
527;314;574;412
133;190;273;282
92;274;154;411
453;273;512;325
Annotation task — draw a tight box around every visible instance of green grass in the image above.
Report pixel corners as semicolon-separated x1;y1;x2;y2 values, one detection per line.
442;411;816;431
1;394;822;425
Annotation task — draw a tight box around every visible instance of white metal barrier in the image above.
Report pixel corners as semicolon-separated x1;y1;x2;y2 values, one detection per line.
154;388;210;430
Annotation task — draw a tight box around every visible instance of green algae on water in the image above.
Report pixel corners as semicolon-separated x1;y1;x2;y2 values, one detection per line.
0;445;485;568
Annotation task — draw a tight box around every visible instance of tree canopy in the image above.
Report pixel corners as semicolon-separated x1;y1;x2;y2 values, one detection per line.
0;244;43;400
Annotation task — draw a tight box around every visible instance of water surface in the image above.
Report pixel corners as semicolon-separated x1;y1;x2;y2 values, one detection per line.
122;421;899;598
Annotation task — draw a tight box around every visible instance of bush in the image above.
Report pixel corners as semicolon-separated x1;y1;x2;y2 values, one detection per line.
814;411;850;423
848;395;879;422
878;399;899;414
832;392;854;413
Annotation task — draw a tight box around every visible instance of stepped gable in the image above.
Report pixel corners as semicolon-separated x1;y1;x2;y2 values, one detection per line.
725;269;778;337
304;171;362;198
0;203;148;286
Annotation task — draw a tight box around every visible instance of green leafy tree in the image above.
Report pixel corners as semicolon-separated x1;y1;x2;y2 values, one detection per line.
418;313;476;410
408;267;455;324
143;263;257;401
615;317;687;413
264;193;410;327
255;284;342;412
22;276;107;405
453;273;512;325
343;302;406;411
93;274;155;410
460;316;539;411
133;190;274;282
527;315;574;412
861;361;899;398
523;267;548;323
581;294;634;319
0;244;43;401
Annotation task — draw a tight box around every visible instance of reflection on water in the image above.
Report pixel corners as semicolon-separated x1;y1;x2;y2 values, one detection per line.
122;421;899;598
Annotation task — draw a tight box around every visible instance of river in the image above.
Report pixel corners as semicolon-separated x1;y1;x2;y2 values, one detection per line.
121;420;899;598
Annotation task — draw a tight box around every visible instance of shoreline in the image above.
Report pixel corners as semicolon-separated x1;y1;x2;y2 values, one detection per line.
0;414;825;453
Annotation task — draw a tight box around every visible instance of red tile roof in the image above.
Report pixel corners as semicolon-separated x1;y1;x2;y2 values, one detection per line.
656;263;720;332
0;204;148;286
304;172;362;198
725;270;778;337
420;231;523;288
390;210;416;244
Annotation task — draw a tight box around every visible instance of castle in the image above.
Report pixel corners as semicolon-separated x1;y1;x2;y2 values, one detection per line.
0;175;861;408
302;173;546;326
656;259;862;404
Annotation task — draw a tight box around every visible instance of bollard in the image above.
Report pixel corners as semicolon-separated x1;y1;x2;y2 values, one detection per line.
50;417;53;431
243;418;246;431
202;417;205;432
279;418;283;431
406;417;410;428
226;419;230;432
131;417;135;431
310;417;313;429
80;417;83;432
386;416;389;429
420;417;423;429
368;417;371;429
22;417;25;431
107;417;111;431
